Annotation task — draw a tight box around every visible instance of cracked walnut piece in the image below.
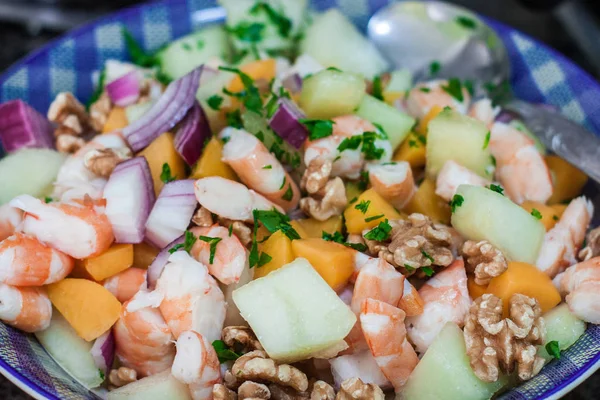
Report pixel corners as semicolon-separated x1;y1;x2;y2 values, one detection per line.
464;293;546;383
311;381;335;400
463;240;508;285
108;367;137;389
89;92;112;132
48;92;94;136
56;134;86;154
238;381;271;399
336;378;384;400
301;157;332;195
192;207;215;227
223;326;264;354
84;148;132;177
214;384;238;400
300;158;347;221
579;226;600;261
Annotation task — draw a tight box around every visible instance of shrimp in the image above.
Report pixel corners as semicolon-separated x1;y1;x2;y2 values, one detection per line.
397;279;424;317
113;290;175;377
435;160;492;202
221;128;301;211
489;122;553;204
155;251;225;342
338;285;354;306
367;162;416;209
468;98;500;128
9;194;114;259
405;80;471;119
304;115;391;180
536;197;593;278
406;259;471;353
171;330;221;400
189;225;247;285
330;350;392;390
0;284;51;332
553;257;600;323
0;233;73;286
194;177;284;223
360;299;418;391
103;267;147;303
350;248;371;283
0;204;22;241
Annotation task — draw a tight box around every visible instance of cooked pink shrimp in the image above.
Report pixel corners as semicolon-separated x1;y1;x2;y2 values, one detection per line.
330;350;392;390
114;290;175;377
536;197;593;278
189;225;247;285
0;233;73;286
435;160;492;202
0;204;22;241
489;122;553;204
406;259;471;353
405;80;471;119
0;284;51;332
349;241;371;283
194;177;284;223
9;194;113;259
103;267;147;303
221;128;300;211
171;330;221;400
468;98;499;128
553;257;600;323
397;279;424;317
304;115;391;180
367;162;415;209
155;251;225;341
360;299;418;391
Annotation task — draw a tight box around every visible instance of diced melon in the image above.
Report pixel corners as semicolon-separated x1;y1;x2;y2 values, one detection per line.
292;216;343;239
139;132;186;196
107;370;191;400
300;9;389;78
102;107;128;133
393;131;427;169
35;311;104;388
537;303;586;361
47;279;121;341
291;238;354;291
255;231;295;279
0;149;66;204
467;276;488;300
299;69;366;119
355;95;415;150
344;188;401;234
546;155;588;205
190;137;238;181
77;244;134;281
403;179;450;224
232;258;356;362
426;110;494;179
451;185;545;264
400;323;507;400
521;201;559;231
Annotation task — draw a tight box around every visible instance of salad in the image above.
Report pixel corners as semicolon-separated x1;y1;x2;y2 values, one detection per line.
0;1;596;399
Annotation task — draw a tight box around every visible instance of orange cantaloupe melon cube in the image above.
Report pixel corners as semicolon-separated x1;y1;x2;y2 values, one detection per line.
486;261;561;316
344;188;401;234
552;204;567;219
102;107;128;133
78;244;134;281
521;201;560;231
292;216;343;239
190;137;238;181
393;131;427;169
415;105;443;135
291;238;354;291
546;155;588;205
345;182;364;204
289;221;309;239
467;276;488;300
47;279;121;341
254;231;295;279
133;242;159;269
139;132;186;196
403;179;451;224
223;59;277;112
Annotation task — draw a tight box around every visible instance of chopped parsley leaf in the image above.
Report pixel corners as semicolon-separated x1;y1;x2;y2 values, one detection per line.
265;95;279;118
364;219;392;241
355;200;371;214
228;224;234;237
490;155;497;167
262;165;272;169
372;75;384;101
197;40;204;49
299;119;335;140
279;177;287;190
358;171;370;191
365;214;384;222
226;22;265;43
225;109;243;128
483;131;491;149
408;140;418;148
212;340;241;363
421;250;434;263
199;236;222;264
326;67;342;72
322;231;368;252
488;184;504;195
44;196;53;203
349;197;358;204
338;136;362;152
450;194;464;213
553;215;559;221
250;2;292;37
441;78;464;102
373;122;388;139
456;16;478;29
169;230;197;254
86;68;106;110
429;61;441;75
531;209;543;220
545;340;561;359
160;163;176;183
464;80;475;96
421;266;435;277
122;28;157;67
207;94;224;111
253;209;300;241
404;264;416;272
182;42;192;51
168;244;183;254
282;185;294;201
257;252;273;267
219;66;263;114
361;131;385;160
416;133;427;145
420;87;431;93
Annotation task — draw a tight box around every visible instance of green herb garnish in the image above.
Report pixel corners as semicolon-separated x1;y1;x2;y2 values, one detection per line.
421;250;434;263
169;230;197;254
207;94;224;111
262;165;272;169
421;266;435;277
372;75;384;101
326;67;342;72
553;215;559;221
358;171;370;191
225;109;244;128
420;87;431;93
531;209;543;220
212;340;241;363
226;22;265;43
441;78;464;102
44;196;53;203
250;2;292;37
429;61;441;75
338;136;363;152
282;185;294;201
219;66;263;114
364;219;392;241
488;184;504;195
483;131;491;149
299;119;335;140
450;194;464;213
456;16;477;29
365;214;384;222
86;68;106;110
160;163;175;183
322;231;368;252
228;224;233;237
404;264;416;272
355;200;371;214
122;28;157;67
545;340;561;359
199;236;222;264
182;42;192;51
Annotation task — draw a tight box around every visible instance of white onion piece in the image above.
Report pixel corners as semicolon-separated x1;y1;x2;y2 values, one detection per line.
105;70;141;107
145;180;196;249
104;157;155;243
90;330;115;374
147;235;184;290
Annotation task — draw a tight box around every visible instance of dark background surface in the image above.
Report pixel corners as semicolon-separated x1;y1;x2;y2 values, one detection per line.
0;0;599;398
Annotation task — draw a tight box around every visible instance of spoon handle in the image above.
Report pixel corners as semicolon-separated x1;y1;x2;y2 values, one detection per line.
504;99;600;184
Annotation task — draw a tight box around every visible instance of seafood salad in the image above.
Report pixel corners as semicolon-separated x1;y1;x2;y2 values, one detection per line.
0;1;597;399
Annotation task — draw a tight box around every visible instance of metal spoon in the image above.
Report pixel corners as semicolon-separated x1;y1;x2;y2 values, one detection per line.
367;1;600;184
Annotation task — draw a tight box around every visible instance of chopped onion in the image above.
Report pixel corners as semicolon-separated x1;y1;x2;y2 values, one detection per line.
495;110;518;124
123;66;203;152
90;330;115;374
282;73;302;94
104;157;155;243
147;235;184;290
145;179;197;249
174;102;211;166
105;70;141;107
0;100;54;152
199;65;219;86
268;97;309;149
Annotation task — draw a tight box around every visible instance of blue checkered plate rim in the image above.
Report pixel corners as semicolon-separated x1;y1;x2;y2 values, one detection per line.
2;0;600;399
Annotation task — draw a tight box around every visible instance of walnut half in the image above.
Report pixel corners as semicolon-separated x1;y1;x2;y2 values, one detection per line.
579;226;600;261
336;378;384;400
463;240;507;285
300;158;347;221
464;293;546;383
84;147;132;177
108;367;137;389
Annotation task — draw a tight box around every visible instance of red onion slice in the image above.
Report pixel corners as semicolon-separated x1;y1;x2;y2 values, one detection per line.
0;100;54;152
122;66;203;152
147;235;184;289
104;157;155;243
105;70;141;107
174;102;211;166
282;73;302;94
145;179;197;249
90;330;115;374
268;97;309;149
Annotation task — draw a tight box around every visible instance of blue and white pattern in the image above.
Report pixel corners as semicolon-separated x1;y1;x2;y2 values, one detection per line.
1;0;600;398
